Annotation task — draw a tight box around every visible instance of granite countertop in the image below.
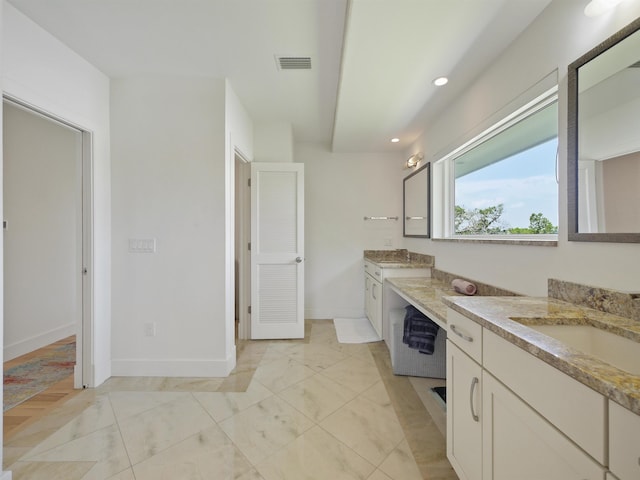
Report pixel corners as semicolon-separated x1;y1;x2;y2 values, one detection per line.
366;259;433;269
364;249;434;269
386;277;462;325
442;295;640;416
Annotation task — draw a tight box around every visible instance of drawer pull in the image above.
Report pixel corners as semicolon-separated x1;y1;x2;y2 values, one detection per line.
451;324;474;343
374;271;380;277
372;283;378;300
470;377;479;422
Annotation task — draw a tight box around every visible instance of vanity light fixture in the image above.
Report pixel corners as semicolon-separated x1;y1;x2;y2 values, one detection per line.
391;137;400;143
433;77;449;86
406;152;424;168
584;0;624;17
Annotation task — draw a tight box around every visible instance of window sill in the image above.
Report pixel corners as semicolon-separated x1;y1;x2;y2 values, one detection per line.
432;236;558;247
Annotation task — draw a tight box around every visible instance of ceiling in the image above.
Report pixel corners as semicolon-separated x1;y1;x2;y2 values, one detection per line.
7;0;552;152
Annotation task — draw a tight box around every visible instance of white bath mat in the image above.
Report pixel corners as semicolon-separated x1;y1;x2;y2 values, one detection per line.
333;317;381;344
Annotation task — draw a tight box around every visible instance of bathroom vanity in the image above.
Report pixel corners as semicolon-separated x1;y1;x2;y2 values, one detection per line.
365;248;640;480
443;295;640;480
363;251;432;340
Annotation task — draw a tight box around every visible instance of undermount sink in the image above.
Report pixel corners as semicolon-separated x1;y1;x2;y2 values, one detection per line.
526;323;640;375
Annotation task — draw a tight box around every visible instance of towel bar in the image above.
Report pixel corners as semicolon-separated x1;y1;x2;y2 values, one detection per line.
364;216;399;221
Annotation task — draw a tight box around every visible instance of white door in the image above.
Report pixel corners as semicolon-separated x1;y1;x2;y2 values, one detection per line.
250;162;304;339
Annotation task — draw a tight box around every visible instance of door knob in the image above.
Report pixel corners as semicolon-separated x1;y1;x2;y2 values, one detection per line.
295;257;303;263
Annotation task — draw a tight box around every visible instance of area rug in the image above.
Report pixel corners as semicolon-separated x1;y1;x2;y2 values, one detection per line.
3;340;75;412
333;317;381;344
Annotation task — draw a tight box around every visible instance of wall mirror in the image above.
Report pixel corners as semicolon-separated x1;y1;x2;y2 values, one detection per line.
568;16;640;242
403;162;430;238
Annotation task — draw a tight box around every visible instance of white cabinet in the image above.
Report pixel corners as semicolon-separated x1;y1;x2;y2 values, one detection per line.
363;259;430;341
446;307;607;480
483;329;606;463
609;400;640;480
447;340;482;480
447;308;483;480
483;371;604;480
364;267;382;338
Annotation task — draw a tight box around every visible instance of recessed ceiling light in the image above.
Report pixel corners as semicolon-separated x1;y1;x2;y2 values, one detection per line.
391;138;400;143
433;77;449;87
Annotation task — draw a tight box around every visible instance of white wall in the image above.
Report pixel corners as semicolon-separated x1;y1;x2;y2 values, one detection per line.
2;2;112;385
298;143;404;319
404;0;640;296
111;76;236;376
3;103;80;360
255;122;294;162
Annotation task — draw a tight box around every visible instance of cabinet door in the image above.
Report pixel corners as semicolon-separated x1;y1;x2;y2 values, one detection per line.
482;372;605;480
370;279;382;338
609;400;640;480
364;275;371;319
447;340;482;480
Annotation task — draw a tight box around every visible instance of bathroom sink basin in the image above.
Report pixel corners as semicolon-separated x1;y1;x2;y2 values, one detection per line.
527;324;640;375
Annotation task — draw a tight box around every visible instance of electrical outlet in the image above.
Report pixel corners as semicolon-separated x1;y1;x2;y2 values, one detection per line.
384;238;393;246
144;322;157;337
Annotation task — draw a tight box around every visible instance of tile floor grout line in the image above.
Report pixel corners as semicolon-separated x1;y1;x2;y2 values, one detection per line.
4;323;455;479
110;390;142;475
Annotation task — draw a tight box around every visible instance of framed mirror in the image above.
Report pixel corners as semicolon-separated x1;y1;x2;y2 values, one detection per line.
403;162;430;238
568;16;640;242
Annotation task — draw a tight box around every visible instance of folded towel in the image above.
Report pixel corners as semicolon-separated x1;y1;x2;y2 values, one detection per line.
402;305;439;355
452;278;477;296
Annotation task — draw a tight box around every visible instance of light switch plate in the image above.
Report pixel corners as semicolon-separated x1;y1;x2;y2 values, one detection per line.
129;238;156;253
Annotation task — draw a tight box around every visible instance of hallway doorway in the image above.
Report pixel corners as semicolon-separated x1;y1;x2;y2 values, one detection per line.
2;98;92;392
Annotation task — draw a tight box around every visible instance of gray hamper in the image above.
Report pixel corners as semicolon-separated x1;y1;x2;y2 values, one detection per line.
390;308;446;378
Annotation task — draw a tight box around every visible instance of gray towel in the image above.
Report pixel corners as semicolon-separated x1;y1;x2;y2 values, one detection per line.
402;305;439;355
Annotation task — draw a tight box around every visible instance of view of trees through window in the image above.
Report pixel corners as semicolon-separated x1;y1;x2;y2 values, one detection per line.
453;99;558;236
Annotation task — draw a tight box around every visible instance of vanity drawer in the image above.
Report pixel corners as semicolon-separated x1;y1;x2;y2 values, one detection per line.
446;308;482;363
364;260;382;280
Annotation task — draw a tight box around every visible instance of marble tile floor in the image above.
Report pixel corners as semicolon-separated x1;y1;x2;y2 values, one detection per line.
3;320;458;480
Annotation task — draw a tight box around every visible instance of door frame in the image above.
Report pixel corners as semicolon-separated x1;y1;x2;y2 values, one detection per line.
235;152;251;340
3;95;94;389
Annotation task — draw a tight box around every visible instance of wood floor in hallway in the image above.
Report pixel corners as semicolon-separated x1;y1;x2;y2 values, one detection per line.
3;337;80;441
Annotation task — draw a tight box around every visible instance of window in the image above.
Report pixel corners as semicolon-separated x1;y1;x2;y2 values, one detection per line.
449;91;558;237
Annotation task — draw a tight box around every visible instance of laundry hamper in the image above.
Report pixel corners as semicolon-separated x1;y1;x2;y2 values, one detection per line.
389;308;446;378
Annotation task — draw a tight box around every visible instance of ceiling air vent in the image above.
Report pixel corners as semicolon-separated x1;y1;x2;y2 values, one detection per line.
276;56;312;70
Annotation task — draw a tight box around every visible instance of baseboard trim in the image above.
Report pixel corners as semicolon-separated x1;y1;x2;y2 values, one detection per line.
3;323;76;362
111;352;237;378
